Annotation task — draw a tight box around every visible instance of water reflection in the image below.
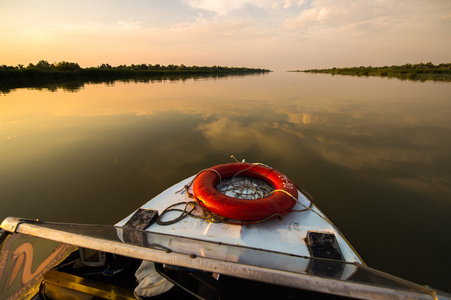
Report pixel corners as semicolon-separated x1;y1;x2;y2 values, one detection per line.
2;73;451;204
303;72;451;83
2;73;451;197
197;113;451;198
1;72;451;292
0;73;266;95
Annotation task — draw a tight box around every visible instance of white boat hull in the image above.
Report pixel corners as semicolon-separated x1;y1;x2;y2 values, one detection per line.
116;175;363;265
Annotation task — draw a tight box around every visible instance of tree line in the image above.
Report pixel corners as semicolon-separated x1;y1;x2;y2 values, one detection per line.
299;62;451;75
0;60;270;73
0;60;270;93
293;62;451;82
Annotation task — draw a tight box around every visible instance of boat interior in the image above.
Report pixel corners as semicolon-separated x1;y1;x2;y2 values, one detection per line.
38;247;351;300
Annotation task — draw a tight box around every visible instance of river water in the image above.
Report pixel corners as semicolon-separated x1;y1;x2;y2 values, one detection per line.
1;72;450;292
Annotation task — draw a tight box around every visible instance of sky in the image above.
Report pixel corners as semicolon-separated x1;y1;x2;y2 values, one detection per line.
1;0;450;71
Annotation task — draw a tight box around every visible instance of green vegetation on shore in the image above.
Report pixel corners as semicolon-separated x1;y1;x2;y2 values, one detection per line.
1;60;270;74
0;60;270;92
291;62;451;82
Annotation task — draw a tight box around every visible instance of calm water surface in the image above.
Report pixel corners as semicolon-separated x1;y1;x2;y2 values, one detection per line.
1;72;450;292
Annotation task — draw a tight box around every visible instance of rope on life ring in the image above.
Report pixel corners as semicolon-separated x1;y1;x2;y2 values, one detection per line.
192;163;298;222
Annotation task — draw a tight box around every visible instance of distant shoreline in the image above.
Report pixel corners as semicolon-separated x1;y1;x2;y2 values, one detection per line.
0;61;271;93
289;62;451;82
0;67;271;83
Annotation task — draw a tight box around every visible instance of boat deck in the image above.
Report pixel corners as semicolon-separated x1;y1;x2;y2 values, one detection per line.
115;176;363;265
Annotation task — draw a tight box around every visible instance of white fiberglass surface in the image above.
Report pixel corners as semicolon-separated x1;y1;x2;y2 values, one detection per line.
116;176;362;263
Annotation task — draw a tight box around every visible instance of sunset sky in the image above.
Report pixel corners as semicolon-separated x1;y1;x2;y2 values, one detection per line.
1;0;450;71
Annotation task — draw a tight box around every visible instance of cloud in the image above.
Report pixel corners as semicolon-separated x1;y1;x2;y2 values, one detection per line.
182;0;277;15
283;0;451;36
279;0;308;9
283;1;386;34
182;0;313;13
115;18;144;31
168;17;269;43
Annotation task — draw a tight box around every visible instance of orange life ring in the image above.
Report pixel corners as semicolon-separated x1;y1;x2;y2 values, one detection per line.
192;163;298;221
